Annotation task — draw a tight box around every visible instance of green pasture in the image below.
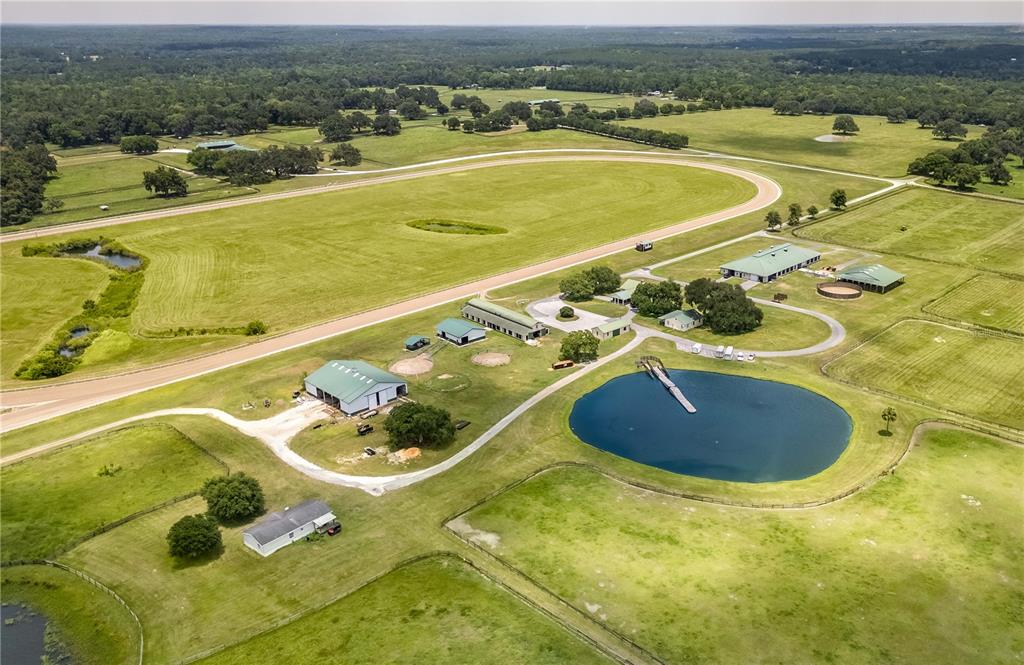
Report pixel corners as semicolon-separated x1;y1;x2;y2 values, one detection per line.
0;564;140;665
971;155;1024;200
0;252;108;378
826;319;1024;429
798;188;1024;276
924;274;1024;334
1;423;224;560
455;428;1022;665
617;108;984;176
640;303;833;352
442;87;634;111
198;556;607;665
1;160;752;378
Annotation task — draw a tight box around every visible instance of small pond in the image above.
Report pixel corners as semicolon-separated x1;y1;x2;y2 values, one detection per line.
569;370;852;482
1;604;47;665
69;326;90;339
65;244;141;269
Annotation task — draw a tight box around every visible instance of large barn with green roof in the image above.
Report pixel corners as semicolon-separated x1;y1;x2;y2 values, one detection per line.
719;242;821;283
460;298;549;342
304;360;407;414
835;264;906;293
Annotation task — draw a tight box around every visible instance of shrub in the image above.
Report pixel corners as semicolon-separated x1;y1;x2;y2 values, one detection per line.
167;514;222;558
201;473;265;523
384;402;456;450
245;320;268;336
559;306;575;319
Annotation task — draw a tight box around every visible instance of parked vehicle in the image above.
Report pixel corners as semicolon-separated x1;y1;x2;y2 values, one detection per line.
551;360;575;370
714;345;725;358
747;353;756;362
356;423;374;436
363;447;376;455
735;352;745;361
322;521;342;536
455;420;471;430
725;345;734;359
635;241;653;252
360;409;378;420
691;343;703;354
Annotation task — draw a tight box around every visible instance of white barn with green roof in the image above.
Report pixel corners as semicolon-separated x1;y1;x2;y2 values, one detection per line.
304;360;407;414
719;242;821;283
461;298;549;342
609;279;641;305
658;308;704;332
835;264;906;293
436;318;486;345
591;317;632;340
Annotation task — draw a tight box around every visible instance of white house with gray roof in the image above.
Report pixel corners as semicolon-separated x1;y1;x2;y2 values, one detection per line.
243;499;338;557
304;360;407;414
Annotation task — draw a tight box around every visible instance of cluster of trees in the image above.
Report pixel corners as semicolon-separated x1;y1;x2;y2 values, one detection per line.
167;473;265;558
119;134;159;154
383;402;456;450
0;144;58;226
907;123;1020;188
187;145;322;185
684;279;763;334
142;166;188;197
559;331;600;363
530;111;688;149
330;143;362;167
631;280;684;318
559;265;622;302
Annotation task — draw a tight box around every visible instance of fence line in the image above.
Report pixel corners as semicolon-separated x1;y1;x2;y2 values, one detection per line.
1;559;144;665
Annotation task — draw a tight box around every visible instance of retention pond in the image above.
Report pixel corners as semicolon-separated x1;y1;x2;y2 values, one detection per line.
569;370;852;482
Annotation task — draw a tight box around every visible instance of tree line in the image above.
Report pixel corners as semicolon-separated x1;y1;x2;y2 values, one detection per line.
906;123;1021;190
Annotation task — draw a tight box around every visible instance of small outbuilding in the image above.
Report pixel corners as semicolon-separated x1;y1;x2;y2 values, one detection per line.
243;499;338;558
835;264;906;293
658;309;704;332
609;279;641;305
194;140;257;152
591;317;632;340
304;360;407;414
461;298;549;342
719;242;821;283
404;335;430;351
436;318;486;346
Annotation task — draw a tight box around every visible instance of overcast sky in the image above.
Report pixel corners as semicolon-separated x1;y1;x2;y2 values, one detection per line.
3;0;1022;26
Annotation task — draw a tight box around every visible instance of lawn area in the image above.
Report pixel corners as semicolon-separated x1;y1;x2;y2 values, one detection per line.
0;251;108;377
971;155;1024;200
825;319;1024;429
797;188;1024;276
442;87;635;111
616;108;984;177
197;555;608;665
2;160;752;378
924;274;1024;334
1;564;140;665
644;303;833;352
453;427;1022;665
0;423;225;560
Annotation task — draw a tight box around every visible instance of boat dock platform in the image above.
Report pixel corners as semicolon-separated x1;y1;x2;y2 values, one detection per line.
637;356;696;413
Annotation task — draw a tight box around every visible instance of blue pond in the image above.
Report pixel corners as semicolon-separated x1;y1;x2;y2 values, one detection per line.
66;244;141;269
569;370;852;482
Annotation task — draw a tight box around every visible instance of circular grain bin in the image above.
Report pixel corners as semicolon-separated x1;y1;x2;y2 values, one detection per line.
817;281;863;300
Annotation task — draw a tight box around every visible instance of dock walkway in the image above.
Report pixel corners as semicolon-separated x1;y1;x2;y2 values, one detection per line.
637;356;697;413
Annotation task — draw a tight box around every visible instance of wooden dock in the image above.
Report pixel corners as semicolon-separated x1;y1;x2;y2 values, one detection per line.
637;356;697;413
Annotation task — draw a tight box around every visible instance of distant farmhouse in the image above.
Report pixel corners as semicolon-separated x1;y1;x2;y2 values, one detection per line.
720;243;821;283
304;360;407;414
835;264;906;293
243;499;338;557
461;298;549;342
658;309;704;332
436;318;486;346
194;140;257;152
609;279;641;305
591;317;632;340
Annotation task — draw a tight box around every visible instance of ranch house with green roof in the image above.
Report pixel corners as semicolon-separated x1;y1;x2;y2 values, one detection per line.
304;360;407;414
719;242;821;283
461;298;549;342
835;264;906;293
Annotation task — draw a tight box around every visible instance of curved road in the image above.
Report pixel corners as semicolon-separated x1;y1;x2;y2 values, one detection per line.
0;152;781;432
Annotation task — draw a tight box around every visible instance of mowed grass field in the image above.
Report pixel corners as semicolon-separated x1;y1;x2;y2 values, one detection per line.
617;108;984;176
799;188;1024;276
1;423;225;560
924;274;1024;334
198;556;608;665
826;320;1024;429
453;427;1023;665
48;161;753;334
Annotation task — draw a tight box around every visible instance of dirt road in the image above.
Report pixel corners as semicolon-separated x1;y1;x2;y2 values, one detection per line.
0;153;780;433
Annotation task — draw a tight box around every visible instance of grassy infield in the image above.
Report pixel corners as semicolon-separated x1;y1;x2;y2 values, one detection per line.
1;95;1022;664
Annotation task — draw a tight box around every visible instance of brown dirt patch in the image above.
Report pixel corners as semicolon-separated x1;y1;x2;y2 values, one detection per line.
389;354;434;376
472;352;511;367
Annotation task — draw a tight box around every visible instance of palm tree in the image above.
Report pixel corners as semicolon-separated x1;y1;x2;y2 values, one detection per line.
881;407;897;434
